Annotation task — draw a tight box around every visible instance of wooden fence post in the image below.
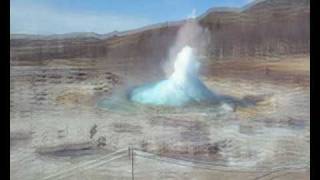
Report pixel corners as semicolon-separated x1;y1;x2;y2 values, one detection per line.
131;146;134;180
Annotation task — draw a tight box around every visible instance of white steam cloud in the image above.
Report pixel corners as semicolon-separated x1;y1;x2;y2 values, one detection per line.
163;11;210;77
128;10;217;107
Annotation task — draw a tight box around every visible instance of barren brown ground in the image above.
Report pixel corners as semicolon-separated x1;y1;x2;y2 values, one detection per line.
10;55;309;180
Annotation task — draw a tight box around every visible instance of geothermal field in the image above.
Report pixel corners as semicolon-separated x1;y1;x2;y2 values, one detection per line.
10;0;310;180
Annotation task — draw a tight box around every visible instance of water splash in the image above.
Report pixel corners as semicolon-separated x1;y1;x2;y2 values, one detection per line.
129;46;219;106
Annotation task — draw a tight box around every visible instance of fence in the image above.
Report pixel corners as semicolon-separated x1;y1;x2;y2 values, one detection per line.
43;146;309;180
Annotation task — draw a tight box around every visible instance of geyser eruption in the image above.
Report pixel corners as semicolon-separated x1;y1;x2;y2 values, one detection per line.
129;46;219;106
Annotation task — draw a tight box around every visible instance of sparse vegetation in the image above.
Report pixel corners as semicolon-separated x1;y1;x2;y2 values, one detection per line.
90;124;98;139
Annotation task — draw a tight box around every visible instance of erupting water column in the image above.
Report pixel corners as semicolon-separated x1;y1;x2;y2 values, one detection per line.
129;46;219;106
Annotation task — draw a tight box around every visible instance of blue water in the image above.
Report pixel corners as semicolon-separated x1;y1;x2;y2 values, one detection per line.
128;46;220;107
129;76;218;106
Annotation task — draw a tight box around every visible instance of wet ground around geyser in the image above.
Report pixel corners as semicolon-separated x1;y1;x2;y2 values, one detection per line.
10;56;309;179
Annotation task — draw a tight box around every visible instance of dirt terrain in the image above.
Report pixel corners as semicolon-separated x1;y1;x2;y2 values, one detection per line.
10;54;309;180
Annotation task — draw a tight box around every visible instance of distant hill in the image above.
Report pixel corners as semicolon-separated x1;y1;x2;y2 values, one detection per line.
199;0;309;58
10;0;310;65
11;31;121;40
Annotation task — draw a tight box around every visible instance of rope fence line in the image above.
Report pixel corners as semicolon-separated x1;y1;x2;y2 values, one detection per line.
43;146;309;179
56;153;129;180
43;147;128;180
133;148;309;173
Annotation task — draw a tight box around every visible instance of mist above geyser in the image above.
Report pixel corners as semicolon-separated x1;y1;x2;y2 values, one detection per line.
129;19;219;106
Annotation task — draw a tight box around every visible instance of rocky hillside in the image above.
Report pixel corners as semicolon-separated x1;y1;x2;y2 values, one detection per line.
10;0;309;65
199;0;310;59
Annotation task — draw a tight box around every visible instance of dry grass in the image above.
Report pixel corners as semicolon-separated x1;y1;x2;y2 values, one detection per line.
203;55;310;87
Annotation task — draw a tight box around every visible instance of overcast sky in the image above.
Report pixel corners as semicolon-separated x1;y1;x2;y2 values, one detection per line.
10;0;255;35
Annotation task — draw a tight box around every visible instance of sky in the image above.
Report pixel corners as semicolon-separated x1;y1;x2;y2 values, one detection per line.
10;0;255;35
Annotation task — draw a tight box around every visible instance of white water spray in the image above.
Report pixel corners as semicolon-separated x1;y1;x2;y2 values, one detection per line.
129;45;219;106
171;46;199;84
